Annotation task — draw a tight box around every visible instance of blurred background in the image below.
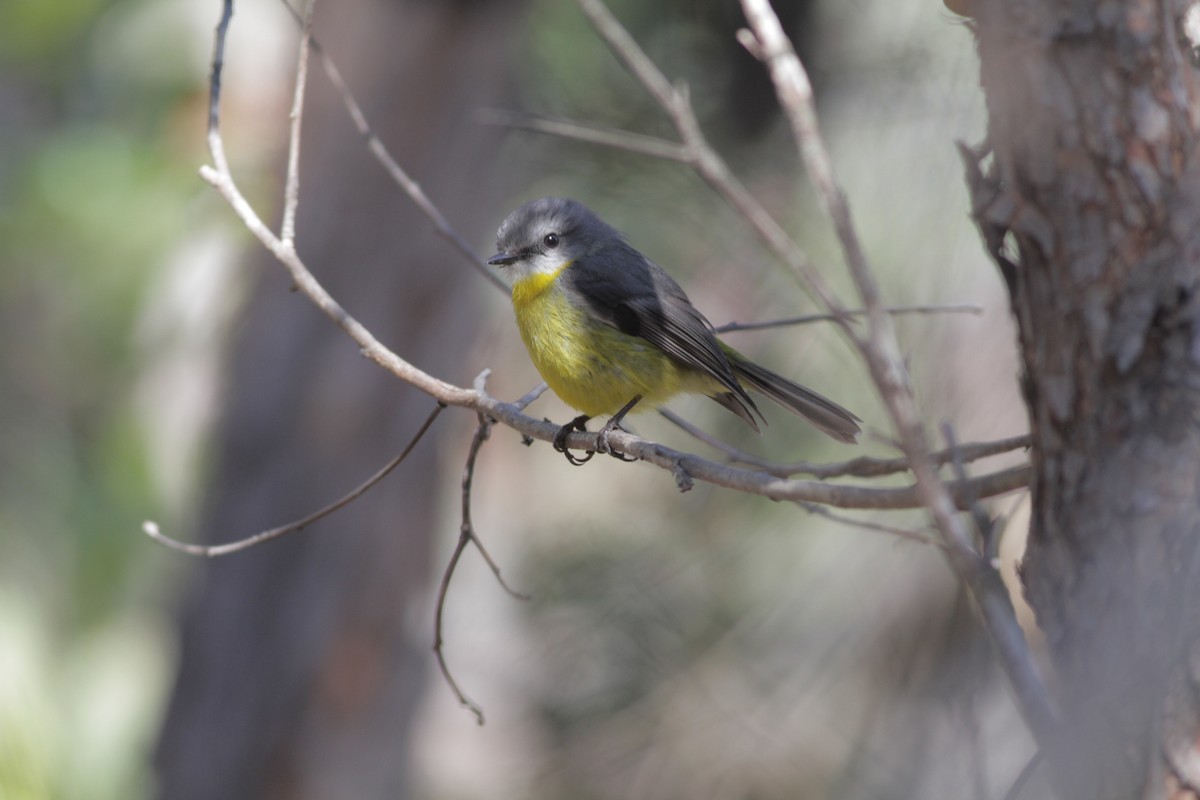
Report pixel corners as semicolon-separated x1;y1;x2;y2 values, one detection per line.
0;0;1037;798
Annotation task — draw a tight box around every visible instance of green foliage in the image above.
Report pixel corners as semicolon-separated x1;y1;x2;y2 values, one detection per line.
0;1;206;796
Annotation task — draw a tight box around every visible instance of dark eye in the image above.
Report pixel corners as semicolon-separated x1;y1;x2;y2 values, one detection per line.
543;232;559;248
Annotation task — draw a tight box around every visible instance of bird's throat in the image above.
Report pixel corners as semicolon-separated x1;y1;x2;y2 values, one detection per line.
511;260;572;309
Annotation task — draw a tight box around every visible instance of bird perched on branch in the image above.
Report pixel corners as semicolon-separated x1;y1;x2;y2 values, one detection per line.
488;197;860;464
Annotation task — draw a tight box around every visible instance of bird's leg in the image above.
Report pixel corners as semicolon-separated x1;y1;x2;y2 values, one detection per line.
595;395;642;461
553;414;594;466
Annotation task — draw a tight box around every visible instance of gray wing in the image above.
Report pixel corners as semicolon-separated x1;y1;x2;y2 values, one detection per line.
565;244;760;418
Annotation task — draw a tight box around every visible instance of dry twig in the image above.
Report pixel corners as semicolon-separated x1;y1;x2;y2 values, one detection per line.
143;402;446;556
737;0;1059;745
433;411;494;725
659;408;1028;480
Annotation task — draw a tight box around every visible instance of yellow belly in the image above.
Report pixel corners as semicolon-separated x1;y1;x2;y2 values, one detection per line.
512;277;705;417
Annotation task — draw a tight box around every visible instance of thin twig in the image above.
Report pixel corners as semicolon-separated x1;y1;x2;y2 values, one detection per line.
433;373;533;723
736;0;1060;745
433;410;495;726
476;109;691;162
276;0;506;292
513;381;549;411
590;423;1031;509
468;533;528;601
465;371;528;600
572;0;1056;750
1003;749;1045;800
206;0;235;177
280;0;313;246
659;408;1028;479
208;0;234;135
143;403;447;556
714;304;983;333
942;422;995;553
797;501;943;549
575;0;858;338
433;524;485;724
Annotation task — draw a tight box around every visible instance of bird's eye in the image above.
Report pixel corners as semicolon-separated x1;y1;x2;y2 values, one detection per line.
543;233;560;248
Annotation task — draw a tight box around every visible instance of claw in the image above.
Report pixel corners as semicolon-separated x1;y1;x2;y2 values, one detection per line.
595;418;637;462
553;414;594;466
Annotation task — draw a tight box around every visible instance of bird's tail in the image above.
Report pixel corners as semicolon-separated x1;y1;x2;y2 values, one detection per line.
722;348;862;444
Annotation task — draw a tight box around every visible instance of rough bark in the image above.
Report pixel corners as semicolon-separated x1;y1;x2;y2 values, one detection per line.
970;2;1200;798
153;1;519;797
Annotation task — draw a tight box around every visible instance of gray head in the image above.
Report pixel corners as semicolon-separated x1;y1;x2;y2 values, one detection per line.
487;197;621;283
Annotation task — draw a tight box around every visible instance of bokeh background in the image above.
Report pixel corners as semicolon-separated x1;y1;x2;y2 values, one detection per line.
0;0;1038;797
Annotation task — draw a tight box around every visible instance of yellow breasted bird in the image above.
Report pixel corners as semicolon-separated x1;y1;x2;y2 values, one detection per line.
487;197;860;463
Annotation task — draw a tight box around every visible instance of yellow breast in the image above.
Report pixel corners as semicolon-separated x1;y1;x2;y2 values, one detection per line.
510;265;701;417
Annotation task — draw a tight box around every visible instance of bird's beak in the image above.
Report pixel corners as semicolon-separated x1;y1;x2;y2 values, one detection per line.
487;251;517;267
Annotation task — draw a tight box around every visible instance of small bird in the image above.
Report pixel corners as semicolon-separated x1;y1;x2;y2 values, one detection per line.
487;197;860;464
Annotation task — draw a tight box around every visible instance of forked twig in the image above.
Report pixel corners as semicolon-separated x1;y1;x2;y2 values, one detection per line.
736;0;1060;745
276;0;505;292
433;413;497;723
433;373;533;723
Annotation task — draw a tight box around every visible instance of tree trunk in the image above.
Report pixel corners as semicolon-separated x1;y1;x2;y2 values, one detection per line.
970;2;1200;798
153;1;519;797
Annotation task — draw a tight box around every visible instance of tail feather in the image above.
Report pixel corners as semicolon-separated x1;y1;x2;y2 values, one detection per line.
725;354;861;444
708;391;762;433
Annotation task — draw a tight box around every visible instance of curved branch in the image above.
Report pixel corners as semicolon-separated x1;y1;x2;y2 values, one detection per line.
143;402;447;556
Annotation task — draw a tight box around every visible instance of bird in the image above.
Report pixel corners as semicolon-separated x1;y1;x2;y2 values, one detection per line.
487;197;860;464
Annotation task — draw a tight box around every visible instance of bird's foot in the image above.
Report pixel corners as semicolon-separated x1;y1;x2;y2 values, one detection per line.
595;417;637;462
553;415;594;466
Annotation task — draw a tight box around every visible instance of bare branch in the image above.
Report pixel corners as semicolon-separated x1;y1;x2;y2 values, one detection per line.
142;402;446;556
433;510;486;725
205;0;235;177
591;421;1030;509
512;381;549;411
714;304;983;333
477;109;690;162
280;0;313;246
797;501;943;549
464;371;528;601
207;0;234;136
569;0;1057;749
735;0;1060;744
660;408;1029;479
575;0;857;333
276;0;506;292
942;422;996;553
433;373;534;723
434;410;494;726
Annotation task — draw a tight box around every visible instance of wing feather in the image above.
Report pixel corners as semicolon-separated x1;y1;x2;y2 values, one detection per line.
564;243;761;422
